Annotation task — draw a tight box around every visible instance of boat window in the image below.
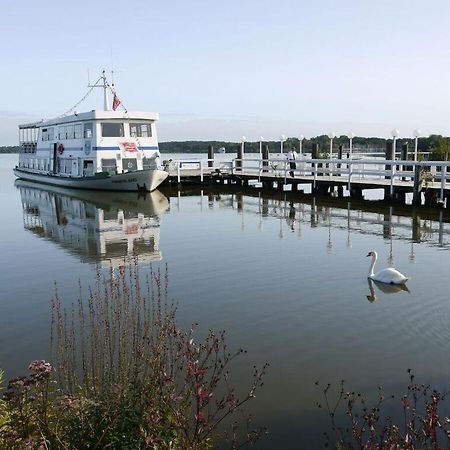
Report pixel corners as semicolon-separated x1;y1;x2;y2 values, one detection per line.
101;158;117;175
101;122;124;137
122;158;137;172
58;126;67;140
84;122;93;138
130;122;152;138
74;124;82;139
66;125;74;139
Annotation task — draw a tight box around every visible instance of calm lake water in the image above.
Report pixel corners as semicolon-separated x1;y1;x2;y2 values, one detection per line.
1;153;450;448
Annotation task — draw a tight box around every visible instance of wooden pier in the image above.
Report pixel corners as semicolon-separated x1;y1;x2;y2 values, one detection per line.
163;155;450;208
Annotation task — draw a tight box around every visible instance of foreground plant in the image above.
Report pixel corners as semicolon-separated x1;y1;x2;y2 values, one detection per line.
316;370;450;449
1;260;267;449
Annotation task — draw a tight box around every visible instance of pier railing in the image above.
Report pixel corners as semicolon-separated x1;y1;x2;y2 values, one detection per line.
169;156;450;203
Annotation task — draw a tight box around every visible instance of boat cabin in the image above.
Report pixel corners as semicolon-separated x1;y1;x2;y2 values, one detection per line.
18;110;161;178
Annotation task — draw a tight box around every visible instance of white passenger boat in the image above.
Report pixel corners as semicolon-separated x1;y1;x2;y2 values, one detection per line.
14;72;169;192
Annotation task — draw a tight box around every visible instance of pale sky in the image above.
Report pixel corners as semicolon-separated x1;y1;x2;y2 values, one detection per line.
1;0;450;144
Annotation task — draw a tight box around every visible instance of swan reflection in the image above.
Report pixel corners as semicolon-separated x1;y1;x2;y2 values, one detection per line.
366;278;410;303
15;180;169;266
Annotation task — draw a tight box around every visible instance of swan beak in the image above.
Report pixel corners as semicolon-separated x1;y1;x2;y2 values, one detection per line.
366;253;370;257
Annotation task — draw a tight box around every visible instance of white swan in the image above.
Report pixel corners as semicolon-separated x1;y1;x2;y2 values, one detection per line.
366;251;408;285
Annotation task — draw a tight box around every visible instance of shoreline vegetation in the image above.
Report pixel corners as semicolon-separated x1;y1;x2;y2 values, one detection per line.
1;134;450;159
0;260;268;449
316;376;450;449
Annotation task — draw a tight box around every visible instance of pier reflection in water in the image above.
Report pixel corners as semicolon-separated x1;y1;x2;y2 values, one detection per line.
16;180;169;266
173;188;450;253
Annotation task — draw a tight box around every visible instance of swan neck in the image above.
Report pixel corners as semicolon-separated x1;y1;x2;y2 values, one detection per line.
369;253;377;277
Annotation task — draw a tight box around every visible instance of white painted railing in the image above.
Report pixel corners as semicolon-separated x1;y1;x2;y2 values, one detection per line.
169;156;450;201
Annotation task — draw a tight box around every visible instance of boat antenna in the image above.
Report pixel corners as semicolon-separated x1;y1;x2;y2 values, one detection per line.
87;69;110;110
102;70;110;110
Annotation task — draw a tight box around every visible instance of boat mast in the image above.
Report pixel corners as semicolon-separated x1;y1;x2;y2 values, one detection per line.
102;70;110;111
87;70;111;111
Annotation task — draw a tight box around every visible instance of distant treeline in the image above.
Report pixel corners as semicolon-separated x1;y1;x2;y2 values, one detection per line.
3;135;450;160
159;135;447;158
0;146;20;153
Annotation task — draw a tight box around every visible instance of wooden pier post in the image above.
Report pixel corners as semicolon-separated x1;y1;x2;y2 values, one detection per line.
384;141;394;200
412;213;421;241
396;190;406;204
208;145;214;168
262;144;269;173
400;142;409;181
350;186;363;199
262;197;269;216
401;142;408;161
412;165;422;206
312;143;322;176
385;142;394;172
383;212;391;239
424;189;437;207
312;143;320;159
337;144;343;176
236;144;243;171
237;193;243;211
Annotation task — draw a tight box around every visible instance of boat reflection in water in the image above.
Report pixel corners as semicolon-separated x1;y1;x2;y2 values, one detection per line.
15;180;169;266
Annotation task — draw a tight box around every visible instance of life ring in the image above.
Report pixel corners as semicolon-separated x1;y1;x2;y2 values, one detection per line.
57;143;64;155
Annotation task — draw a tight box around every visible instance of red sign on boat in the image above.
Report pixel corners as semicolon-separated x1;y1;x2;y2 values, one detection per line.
121;142;137;152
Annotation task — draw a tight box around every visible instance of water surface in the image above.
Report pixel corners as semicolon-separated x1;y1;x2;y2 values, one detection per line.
1;153;450;448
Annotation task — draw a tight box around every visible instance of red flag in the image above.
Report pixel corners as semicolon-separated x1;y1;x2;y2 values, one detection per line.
112;94;121;111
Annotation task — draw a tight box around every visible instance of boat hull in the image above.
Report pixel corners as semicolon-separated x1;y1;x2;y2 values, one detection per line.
13;167;168;192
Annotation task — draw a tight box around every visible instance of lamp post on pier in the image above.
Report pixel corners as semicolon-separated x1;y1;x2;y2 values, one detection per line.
391;129;399;159
280;134;286;155
259;136;264;157
413;129;421;161
298;134;304;157
241;136;246;155
348;132;355;159
328;132;336;160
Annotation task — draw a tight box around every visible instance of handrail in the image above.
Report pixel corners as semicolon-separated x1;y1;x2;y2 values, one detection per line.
169;156;450;202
